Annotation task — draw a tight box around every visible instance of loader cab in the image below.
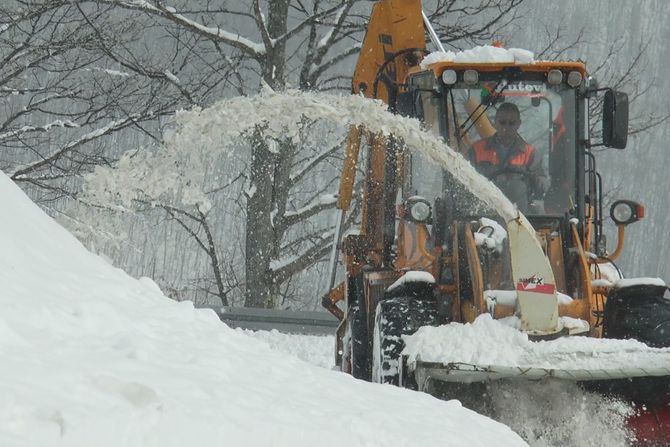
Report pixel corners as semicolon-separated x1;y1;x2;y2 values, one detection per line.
400;62;629;297
404;63;589;223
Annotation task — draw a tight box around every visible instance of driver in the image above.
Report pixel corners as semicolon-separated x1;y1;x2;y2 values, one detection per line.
469;102;548;213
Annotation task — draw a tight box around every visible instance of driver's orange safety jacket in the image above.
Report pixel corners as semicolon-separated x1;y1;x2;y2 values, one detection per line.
469;134;548;212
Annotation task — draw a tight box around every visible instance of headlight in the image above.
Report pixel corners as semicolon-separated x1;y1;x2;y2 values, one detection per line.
610;200;644;225
612;203;633;223
410;201;431;222
463;69;479;85
547;69;563;85
404;196;432;223
567;71;583;87
442;69;457;85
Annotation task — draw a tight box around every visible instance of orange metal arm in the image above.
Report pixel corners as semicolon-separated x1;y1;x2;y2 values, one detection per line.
336;126;363;211
352;0;426;101
570;221;600;335
593;224;626;263
321;281;345;321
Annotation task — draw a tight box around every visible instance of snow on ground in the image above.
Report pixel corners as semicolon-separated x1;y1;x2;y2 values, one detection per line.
250;327;639;446
0;171;526;446
401;314;670;446
238;329;335;369
403;314;670;372
232;327;637;446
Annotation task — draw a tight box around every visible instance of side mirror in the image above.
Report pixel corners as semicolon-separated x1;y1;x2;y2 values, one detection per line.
602;90;628;149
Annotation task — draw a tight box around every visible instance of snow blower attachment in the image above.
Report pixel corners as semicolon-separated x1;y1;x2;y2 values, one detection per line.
321;0;670;443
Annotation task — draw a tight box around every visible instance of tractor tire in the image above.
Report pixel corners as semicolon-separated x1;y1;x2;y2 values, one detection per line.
341;272;371;379
371;297;438;386
345;302;370;380
592;284;670;407
603;283;670;348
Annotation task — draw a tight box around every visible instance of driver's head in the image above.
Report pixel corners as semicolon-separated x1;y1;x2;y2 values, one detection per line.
494;103;521;143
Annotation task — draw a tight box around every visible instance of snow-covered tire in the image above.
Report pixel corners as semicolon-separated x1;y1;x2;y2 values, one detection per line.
371;297;438;386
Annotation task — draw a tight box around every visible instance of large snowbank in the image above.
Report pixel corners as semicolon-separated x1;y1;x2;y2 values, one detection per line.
0;170;526;446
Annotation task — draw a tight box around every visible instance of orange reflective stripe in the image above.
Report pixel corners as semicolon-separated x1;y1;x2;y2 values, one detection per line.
552;109;567;148
473;139;534;167
508;144;534;166
473;139;499;164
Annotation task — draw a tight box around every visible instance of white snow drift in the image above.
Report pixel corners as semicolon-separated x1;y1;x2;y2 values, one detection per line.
0;170;526;446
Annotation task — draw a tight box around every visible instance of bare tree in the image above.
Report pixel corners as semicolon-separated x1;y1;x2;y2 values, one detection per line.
0;2;196;200
5;0;570;309
76;1;525;307
143;201;233;306
426;0;525;49
0;0;246;305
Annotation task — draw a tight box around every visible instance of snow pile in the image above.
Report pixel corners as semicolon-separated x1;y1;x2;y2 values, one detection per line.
238;328;335;369
0;171;527;446
405;314;528;366
420;45;535;68
613;277;666;288
387;271;435;292
403;314;670;371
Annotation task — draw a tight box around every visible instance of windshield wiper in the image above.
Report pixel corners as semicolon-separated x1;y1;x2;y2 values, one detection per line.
460;79;510;137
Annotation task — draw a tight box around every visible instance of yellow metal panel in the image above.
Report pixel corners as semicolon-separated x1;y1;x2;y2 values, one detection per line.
337;125;362;211
352;0;426;101
464;225;486;320
464;96;496;140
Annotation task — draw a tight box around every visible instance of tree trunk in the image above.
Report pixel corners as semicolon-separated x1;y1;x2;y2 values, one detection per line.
244;132;300;307
243;2;291;307
262;0;289;90
244;132;276;308
199;210;229;307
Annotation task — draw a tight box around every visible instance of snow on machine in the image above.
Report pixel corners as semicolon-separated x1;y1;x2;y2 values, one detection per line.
321;0;670;443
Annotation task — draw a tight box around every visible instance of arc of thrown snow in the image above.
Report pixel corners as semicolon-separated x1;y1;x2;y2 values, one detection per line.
174;91;560;333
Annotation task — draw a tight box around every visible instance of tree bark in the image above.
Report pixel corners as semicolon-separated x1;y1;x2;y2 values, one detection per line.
244;131;276;308
263;0;290;90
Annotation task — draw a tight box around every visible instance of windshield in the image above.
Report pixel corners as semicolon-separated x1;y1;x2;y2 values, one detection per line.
414;79;577;216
